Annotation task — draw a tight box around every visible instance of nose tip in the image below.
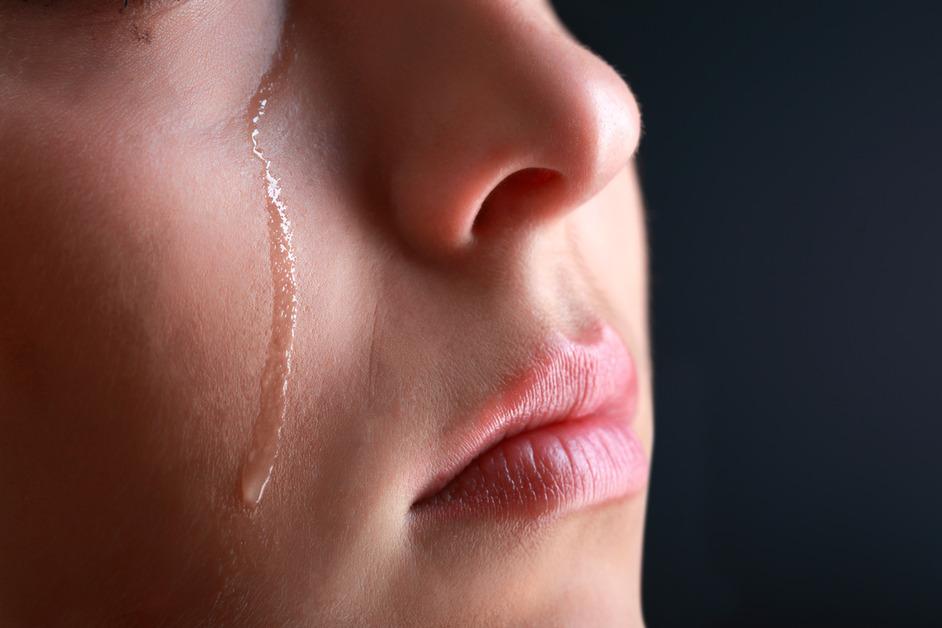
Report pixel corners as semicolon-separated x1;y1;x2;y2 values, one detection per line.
471;66;642;239
565;67;643;205
380;9;642;259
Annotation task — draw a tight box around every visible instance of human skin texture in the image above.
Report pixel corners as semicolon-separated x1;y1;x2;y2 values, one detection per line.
0;1;652;626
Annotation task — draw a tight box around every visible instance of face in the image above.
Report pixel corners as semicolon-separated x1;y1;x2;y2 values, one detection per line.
0;1;652;625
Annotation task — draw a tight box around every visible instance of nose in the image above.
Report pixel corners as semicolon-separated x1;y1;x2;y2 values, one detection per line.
370;2;642;258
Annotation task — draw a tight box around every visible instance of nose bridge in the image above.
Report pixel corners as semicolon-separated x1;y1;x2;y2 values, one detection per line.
320;0;641;259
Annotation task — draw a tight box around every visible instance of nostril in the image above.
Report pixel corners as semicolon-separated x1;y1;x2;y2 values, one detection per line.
505;167;558;187
472;167;564;236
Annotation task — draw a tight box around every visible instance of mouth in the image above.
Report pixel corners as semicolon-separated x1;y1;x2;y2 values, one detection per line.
411;323;648;520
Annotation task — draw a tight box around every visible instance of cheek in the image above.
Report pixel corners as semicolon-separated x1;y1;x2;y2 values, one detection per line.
0;128;273;614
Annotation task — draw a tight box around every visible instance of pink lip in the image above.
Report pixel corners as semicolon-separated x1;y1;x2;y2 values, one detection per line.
412;324;648;519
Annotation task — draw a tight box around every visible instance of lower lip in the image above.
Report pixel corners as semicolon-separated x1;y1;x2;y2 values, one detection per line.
413;413;647;519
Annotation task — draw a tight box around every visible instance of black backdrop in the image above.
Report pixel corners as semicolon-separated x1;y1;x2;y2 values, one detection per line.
552;2;942;626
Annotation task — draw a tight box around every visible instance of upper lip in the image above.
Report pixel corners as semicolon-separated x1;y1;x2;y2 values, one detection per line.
412;323;637;506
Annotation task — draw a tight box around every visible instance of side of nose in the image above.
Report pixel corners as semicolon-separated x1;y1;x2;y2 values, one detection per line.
365;2;642;258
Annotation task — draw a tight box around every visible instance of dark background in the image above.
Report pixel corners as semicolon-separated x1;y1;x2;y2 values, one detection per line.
553;2;942;627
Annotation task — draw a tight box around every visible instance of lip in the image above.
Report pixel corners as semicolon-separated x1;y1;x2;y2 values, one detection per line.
411;323;648;520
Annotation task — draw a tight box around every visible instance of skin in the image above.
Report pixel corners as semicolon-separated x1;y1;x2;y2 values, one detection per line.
0;1;652;626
